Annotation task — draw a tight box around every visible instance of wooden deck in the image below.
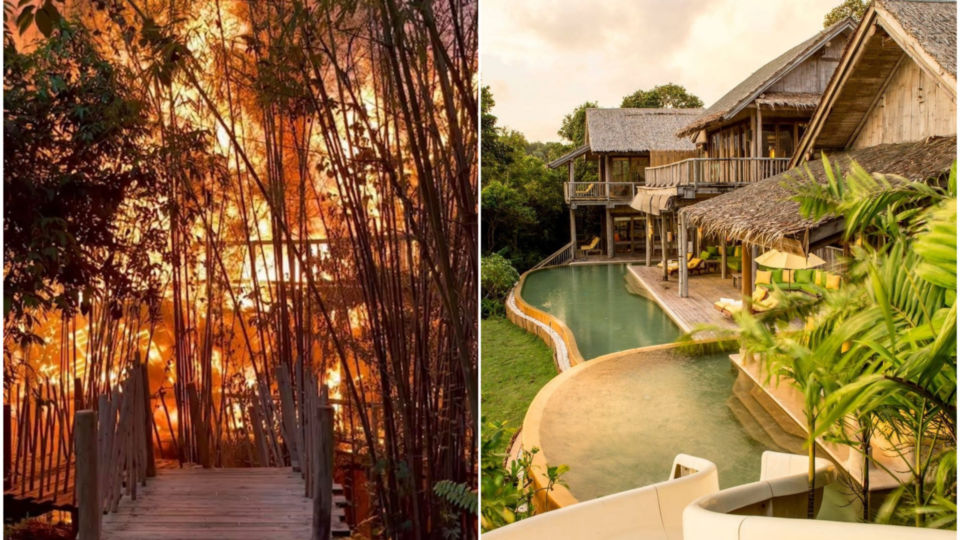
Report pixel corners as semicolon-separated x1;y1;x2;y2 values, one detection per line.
627;265;740;335
101;467;349;539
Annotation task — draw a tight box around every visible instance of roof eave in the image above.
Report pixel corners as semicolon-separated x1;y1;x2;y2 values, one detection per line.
546;145;589;169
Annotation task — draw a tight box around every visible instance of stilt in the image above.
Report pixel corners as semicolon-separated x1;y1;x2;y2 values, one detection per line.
569;207;577;261
679;215;689;298
720;237;728;279
742;243;753;299
645;217;652;267
660;214;669;281
606;207;614;258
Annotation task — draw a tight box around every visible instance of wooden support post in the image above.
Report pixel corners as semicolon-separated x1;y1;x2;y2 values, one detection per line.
74;378;83;413
187;383;210;468
76;410;100;540
742;243;753;299
139;363;156;478
276;367;301;471
569;208;577;260
679;215;689;298
603;155;611;198
660;214;669;281
755;106;763;158
645;217;652;266
751;245;758;292
96;395;109;510
312;389;334;540
605;207;614;258
3;404;9;489
249;404;270;467
720;237;728;279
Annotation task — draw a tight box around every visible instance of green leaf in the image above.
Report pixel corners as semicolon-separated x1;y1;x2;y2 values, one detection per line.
34;5;51;37
16;5;34;35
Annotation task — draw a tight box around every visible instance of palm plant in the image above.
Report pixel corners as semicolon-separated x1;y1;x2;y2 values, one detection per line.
730;157;956;526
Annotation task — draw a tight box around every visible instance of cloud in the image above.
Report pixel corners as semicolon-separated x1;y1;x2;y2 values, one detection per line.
482;0;840;142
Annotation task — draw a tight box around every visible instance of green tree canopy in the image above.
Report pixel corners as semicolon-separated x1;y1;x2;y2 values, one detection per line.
481;85;513;174
620;83;703;109
823;0;867;27
3;23;167;339
558;101;597;146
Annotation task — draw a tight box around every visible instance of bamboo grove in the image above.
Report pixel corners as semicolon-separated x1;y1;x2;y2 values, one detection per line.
3;0;477;537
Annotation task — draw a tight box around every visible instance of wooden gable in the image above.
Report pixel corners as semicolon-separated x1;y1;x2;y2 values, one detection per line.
792;1;957;165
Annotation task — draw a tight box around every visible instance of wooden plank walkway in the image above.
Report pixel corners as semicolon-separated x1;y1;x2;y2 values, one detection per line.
101;467;349;539
627;265;740;335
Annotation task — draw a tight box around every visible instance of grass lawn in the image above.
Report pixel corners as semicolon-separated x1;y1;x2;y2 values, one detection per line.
481;317;557;452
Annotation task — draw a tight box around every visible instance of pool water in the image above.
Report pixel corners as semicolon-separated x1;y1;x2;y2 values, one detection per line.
537;351;769;500
518;263;860;520
521;264;680;359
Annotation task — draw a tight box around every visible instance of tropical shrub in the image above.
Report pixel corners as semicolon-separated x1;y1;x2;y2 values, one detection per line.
731;158;957;527
480;420;568;532
481;254;519;318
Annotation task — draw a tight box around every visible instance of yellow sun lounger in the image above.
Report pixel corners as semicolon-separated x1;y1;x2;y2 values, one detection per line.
579;236;601;255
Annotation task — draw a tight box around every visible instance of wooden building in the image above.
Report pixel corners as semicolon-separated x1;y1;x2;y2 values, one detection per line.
678;0;956;299
793;0;956;160
548;108;701;260
646;18;856;189
624;19;856;280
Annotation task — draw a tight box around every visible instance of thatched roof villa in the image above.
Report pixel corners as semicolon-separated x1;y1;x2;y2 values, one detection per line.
678;0;957;299
627;18;857;282
674;18;857;157
547;108;701;260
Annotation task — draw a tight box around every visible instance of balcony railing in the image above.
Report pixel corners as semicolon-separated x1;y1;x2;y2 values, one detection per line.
564;182;639;203
645;157;790;188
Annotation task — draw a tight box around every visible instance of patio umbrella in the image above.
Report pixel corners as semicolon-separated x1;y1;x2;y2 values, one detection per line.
755;248;826;269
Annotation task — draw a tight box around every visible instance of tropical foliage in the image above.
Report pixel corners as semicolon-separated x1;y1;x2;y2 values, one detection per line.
4;22;167;340
480;420;568;532
481;87;576;270
480;254;519;318
731;157;956;527
824;0;868;28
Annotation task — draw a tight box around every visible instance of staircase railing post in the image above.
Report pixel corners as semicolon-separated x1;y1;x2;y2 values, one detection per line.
76;410;100;540
312;388;333;540
140;360;156;477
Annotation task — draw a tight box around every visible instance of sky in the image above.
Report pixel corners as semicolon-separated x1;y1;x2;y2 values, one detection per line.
482;0;842;142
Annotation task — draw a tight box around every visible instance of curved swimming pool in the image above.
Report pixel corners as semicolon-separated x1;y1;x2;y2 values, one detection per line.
520;264;680;360
518;264;770;500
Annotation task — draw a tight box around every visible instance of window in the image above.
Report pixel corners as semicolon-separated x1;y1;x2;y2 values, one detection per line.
611;157;649;183
762;122;804;158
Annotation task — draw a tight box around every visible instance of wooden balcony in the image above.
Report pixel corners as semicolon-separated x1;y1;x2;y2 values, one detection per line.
644;157;790;188
564;182;639;204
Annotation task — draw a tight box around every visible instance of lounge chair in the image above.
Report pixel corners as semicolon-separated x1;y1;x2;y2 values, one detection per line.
657;252;693;269
669;257;704;276
579;236;601;256
713;297;743;318
714;287;776;318
575;183;596;196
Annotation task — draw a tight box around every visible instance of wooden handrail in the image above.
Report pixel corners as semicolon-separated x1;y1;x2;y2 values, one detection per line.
533;241;575;269
645;157;790;187
75;361;154;539
564;182;641;203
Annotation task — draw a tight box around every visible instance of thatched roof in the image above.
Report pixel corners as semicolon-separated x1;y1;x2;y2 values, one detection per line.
584;108;702;153
878;0;956;79
754;92;821;109
792;0;957;162
677;18;856;137
681;135;956;249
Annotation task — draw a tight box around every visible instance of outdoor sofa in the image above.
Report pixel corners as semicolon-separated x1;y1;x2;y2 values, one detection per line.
755;268;842;297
